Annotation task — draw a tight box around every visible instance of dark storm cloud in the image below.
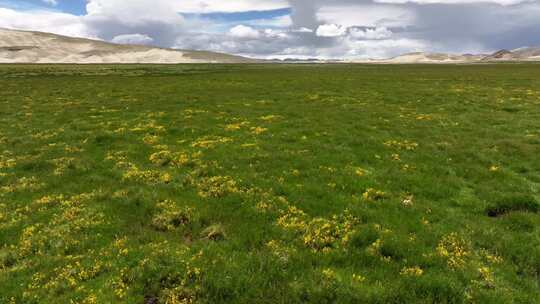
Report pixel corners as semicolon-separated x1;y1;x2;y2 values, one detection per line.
408;1;540;51
288;0;320;29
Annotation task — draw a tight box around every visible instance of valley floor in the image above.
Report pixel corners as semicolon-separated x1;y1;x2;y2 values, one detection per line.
0;64;539;303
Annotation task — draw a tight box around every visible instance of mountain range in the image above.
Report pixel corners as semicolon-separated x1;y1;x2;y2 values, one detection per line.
1;28;540;64
375;48;540;63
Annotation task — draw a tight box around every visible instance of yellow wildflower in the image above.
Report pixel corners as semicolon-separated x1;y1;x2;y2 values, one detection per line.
362;188;386;201
400;266;424;277
352;274;366;283
436;233;470;269
251;126;268;135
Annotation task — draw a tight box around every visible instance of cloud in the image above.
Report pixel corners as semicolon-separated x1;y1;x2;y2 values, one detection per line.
245;15;293;28
293;27;314;33
288;0;320;28
316;24;347;37
341;37;426;59
86;0;185;24
407;1;540;52
111;33;154;45
0;0;539;59
317;4;414;27
172;0;289;13
0;8;93;38
374;0;528;5
349;27;393;40
84;0;186;46
229;25;261;39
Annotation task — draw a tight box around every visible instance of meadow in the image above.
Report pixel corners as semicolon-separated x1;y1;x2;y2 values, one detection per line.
0;63;539;303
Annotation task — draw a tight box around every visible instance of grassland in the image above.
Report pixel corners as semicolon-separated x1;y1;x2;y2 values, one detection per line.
0;63;539;303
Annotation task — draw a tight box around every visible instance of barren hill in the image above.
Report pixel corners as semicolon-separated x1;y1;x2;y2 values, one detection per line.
0;28;255;64
482;47;540;61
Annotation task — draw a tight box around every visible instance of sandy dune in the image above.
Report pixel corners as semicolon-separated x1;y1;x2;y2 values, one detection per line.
0;28;255;64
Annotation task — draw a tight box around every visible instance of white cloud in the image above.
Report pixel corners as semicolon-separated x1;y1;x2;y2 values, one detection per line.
263;29;290;39
0;8;93;38
266;37;427;60
316;24;347;37
86;0;185;24
349;27;393;40
171;0;289;13
83;0;186;47
111;33;154;45
374;0;528;5
317;4;415;28
292;27;314;33
229;25;260;39
245;15;293;28
342;37;427;59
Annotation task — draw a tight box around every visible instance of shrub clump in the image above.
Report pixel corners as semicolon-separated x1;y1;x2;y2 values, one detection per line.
436;233;470;269
159;286;196;304
196;176;240;198
152;200;194;231
149;150;174;166
0;248;16;270
277;209;358;252
123;165;172;184
362;188;387;202
303;218;341;251
149;150;197;167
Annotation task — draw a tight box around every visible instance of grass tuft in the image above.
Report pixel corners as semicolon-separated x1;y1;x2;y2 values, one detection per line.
485;195;539;217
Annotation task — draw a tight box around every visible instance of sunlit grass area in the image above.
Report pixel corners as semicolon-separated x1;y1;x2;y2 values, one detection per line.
1;64;539;303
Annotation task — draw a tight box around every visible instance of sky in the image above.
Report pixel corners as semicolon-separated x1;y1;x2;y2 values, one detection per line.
0;0;539;59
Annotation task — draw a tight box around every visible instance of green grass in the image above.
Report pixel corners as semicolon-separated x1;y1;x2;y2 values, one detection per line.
0;63;539;303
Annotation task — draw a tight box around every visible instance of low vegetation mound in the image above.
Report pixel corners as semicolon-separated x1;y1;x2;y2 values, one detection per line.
486;195;540;217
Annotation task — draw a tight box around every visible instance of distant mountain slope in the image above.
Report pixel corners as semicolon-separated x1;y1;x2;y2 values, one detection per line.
353;48;540;64
0;28;255;64
482;47;540;61
482;49;514;61
384;52;484;64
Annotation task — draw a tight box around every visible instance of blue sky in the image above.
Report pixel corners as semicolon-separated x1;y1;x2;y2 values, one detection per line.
1;0;540;59
48;0;87;15
0;0;87;15
4;0;289;19
184;8;291;22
